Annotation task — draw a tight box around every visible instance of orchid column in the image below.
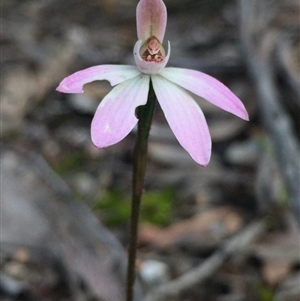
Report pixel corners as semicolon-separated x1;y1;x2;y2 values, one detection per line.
56;0;248;300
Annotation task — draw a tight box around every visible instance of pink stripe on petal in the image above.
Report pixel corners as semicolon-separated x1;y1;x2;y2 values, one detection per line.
160;68;249;121
91;75;150;148
136;0;167;42
152;75;212;166
56;65;140;94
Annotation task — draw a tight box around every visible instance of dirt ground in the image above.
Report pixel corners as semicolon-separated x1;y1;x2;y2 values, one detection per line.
1;0;300;301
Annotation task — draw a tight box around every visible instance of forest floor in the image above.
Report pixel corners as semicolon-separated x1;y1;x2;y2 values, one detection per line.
1;0;300;301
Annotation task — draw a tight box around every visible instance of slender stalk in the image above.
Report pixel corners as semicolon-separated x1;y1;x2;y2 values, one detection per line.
126;81;156;301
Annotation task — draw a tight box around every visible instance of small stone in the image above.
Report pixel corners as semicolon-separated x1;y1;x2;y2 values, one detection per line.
139;259;170;286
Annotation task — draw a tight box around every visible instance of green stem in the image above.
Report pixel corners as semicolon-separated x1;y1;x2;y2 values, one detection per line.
126;80;156;301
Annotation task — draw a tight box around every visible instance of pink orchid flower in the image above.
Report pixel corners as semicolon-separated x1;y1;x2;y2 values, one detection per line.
56;0;248;166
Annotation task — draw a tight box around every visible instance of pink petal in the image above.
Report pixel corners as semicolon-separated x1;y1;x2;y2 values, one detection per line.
136;0;167;42
134;40;170;74
152;75;212;166
56;65;140;94
91;75;150;148
160;68;249;120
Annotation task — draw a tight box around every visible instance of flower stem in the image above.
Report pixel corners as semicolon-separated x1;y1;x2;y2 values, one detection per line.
126;80;156;301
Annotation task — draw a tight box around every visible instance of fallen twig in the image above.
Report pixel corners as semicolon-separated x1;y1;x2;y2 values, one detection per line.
144;220;266;301
239;0;300;224
1;147;143;301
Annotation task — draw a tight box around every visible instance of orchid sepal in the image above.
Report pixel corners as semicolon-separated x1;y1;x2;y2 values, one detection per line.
91;75;150;148
152;75;212;166
136;0;167;43
160;67;249;121
56;65;140;94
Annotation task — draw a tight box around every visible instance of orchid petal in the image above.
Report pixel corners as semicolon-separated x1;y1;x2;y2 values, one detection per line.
56;65;140;94
152;75;212;166
91;75;150;148
136;0;167;42
160;68;249;120
134;40;170;74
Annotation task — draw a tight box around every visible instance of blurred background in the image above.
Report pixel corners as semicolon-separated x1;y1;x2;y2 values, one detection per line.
1;0;299;301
